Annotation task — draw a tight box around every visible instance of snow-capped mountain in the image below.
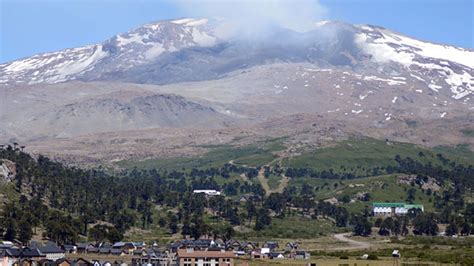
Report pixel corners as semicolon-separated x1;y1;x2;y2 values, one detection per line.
1;19;473;101
0;18;219;85
0;19;473;163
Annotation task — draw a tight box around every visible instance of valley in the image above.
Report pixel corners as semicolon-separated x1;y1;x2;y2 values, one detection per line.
0;15;473;266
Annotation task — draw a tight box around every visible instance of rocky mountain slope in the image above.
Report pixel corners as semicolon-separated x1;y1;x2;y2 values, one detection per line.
0;18;472;164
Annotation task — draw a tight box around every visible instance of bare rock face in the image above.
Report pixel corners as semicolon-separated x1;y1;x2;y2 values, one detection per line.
0;159;16;183
0;18;472;163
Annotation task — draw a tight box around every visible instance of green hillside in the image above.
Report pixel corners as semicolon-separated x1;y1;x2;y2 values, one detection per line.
282;137;473;174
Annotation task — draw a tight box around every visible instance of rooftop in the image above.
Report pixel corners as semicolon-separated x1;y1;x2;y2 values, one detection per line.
373;202;424;208
372;202;405;207
177;249;235;258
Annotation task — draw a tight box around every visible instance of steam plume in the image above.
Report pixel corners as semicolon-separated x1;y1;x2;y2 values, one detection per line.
173;0;328;39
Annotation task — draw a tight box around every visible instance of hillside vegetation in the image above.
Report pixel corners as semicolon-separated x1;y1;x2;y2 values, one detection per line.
0;139;473;264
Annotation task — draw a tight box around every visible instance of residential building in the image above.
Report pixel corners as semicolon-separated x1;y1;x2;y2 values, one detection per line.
177;248;234;266
372;202;424;216
294;250;310;260
112;242;137;255
35;242;65;261
56;258;72;266
62;245;76;254
1;247;45;266
73;258;92;266
192;190;221;196
262;241;279;251
268;252;284;259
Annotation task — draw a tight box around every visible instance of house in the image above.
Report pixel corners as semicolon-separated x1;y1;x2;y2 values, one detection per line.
35;242;65;261
238;241;257;253
177;248;234;266
99;248;111;255
76;243;92;254
72;258;92;266
294;250;310;260
1;247;46;265
17;258;35;266
133;249;145;256
260;248;270;255
56;258;72;266
133;242;146;250
268;252;285;259
0;241;15;251
38;258;56;265
285;241;299;252
224;240;240;251
172;239;214;251
1;249;14;266
192;189;221;196
263;241;279;251
145;248;159;256
86;246;99;254
62;245;77;254
372;202;424;216
250;251;267;259
169;242;183;253
132;252;170;266
112;242;137;254
110;249;125;256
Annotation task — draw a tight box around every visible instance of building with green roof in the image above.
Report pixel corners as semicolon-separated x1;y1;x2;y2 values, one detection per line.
372;202;424;216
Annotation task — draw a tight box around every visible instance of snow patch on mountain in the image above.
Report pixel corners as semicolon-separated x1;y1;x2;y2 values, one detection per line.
363;75;406;85
116;33;147;47
355;25;474;99
0;45;107;85
356;27;474;69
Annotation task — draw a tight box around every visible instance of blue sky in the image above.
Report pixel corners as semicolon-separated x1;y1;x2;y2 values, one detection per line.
0;0;473;63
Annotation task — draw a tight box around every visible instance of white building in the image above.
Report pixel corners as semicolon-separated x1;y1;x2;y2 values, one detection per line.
372;202;424;216
193;190;221;196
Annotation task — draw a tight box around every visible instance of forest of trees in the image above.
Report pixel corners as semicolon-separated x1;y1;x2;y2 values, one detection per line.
0;144;473;245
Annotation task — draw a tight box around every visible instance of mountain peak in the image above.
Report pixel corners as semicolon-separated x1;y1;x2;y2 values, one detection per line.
0;18;473;101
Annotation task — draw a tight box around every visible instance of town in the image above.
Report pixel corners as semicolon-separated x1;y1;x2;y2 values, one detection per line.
1;202;424;266
0;238;310;266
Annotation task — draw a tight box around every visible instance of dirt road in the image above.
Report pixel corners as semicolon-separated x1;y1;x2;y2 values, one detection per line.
332;233;372;250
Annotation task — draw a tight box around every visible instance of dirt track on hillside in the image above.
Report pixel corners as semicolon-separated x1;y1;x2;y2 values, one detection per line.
332;233;372;250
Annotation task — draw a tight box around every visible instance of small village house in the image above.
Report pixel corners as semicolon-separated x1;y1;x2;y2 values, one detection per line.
34;242;65;261
56;258;72;266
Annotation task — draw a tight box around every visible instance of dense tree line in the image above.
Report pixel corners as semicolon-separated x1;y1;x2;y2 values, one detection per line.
1;145;472;245
0;147;272;244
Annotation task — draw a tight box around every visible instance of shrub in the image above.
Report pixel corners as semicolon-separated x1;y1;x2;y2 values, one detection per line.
339;255;349;259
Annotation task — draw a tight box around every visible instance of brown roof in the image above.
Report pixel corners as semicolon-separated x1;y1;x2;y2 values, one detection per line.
177;249;235;258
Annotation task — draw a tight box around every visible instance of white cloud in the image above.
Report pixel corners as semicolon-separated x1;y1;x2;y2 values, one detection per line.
172;0;327;39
